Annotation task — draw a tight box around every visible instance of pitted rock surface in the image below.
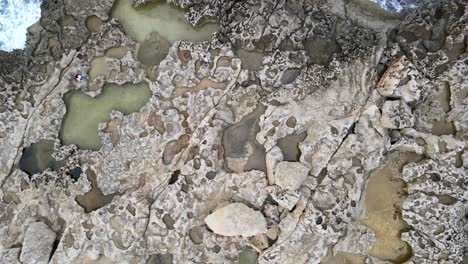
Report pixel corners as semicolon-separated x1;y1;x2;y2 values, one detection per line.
0;0;467;263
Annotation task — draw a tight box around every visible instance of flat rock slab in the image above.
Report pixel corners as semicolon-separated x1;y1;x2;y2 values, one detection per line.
274;161;310;190
204;203;267;237
20;222;56;264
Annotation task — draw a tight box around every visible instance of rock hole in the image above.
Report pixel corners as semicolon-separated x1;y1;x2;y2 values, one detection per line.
169;170;181;185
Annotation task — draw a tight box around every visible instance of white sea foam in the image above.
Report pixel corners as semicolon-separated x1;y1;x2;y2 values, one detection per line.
0;0;42;51
371;0;403;12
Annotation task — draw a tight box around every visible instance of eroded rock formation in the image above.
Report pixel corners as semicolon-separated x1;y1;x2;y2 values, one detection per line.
0;0;466;263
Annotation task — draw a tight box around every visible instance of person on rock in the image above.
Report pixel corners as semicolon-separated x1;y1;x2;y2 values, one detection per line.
74;73;88;81
201;54;210;67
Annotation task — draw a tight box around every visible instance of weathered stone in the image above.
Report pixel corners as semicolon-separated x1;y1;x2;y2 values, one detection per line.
377;56;421;103
274;161;309;191
266;185;301;210
0;248;21;264
204;203;267;237
1;0;467;263
20;222;57;264
380;100;415;129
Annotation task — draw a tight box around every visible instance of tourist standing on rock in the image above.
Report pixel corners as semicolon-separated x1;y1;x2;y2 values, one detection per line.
74;73;88;81
201;54;210;67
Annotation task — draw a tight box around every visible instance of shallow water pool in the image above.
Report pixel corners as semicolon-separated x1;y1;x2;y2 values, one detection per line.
60;82;151;150
110;0;219;44
19;140;66;175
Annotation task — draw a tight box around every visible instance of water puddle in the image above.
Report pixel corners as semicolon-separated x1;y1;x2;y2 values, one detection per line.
110;0;219;44
87;47;129;90
435;82;451;113
60;82;151;150
235;49;263;71
431;120;456;136
18;140;66;176
175;77;227;96
136;32;171;66
85;15;103;33
89;56;111;81
277;132;307;162
304;36;340;66
363;152;423;263
238;248;258;264
223;104;267;173
75;169;119;213
105;46;128;59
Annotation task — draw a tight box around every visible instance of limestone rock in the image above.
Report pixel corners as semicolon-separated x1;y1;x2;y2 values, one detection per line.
274;161;309;191
377;56;421;103
1;248;21;264
266;185;301;210
380;100;415;129
204;203;267;237
20;222;57;264
1;0;467;263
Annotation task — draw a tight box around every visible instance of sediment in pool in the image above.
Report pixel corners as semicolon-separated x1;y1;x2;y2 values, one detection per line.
59;82;152;150
363;152;424;263
75;168;120;213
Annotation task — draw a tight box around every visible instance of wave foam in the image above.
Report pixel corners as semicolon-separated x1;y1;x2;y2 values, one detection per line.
0;0;42;51
371;0;403;12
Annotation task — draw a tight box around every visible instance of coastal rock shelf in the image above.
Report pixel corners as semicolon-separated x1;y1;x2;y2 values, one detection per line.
0;0;466;263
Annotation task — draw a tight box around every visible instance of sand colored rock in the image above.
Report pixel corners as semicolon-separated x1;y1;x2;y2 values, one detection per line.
204;203;267;237
274;161;309;191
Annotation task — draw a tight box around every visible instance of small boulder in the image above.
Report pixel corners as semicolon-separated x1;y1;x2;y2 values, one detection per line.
204;203;267;237
20;222;56;264
274;161;309;190
377;56;421;103
1;248;20;263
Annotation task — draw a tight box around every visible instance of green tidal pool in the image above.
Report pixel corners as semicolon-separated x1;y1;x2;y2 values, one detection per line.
60;82;151;150
110;0;219;44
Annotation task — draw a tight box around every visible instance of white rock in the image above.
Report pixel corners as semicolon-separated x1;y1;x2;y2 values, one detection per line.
20;222;57;264
274;161;310;190
1;248;21;264
204;203;267;237
225;170;268;208
266;185;301;210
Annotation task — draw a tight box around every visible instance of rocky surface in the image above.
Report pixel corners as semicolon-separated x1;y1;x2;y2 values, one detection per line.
0;0;467;263
20;222;57;264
